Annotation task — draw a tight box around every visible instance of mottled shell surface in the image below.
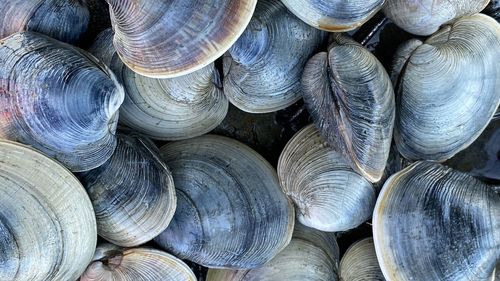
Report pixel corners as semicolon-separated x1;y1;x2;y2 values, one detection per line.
89;28;228;140
224;0;326;113
278;124;376;232
0;140;97;281
302;34;395;182
155;135;294;269
0;0;89;44
105;0;256;78
280;0;384;32
207;222;339;281
80;243;196;281
77;134;176;247
0;31;124;172
373;161;500;281
339;238;385;281
394;14;500;162
383;0;490;35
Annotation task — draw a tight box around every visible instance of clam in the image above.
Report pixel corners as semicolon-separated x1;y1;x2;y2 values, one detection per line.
278;124;376;232
280;0;384;32
207;222;339;281
105;0;256;78
339;238;385;281
0;0;89;44
394;14;500;162
373;161;500;281
383;0;490;36
0;140;97;280
89;28;228;140
77;134;176;247
154;135;294;268
0;31;124;172
223;0;326;113
80;243;196;281
302;34;395;183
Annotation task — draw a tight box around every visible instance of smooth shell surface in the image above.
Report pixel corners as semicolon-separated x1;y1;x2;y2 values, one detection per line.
278;124;376;232
383;0;490;35
224;0;326;113
80;244;196;281
394;14;500;162
0;31;124;172
0;140;97;281
373;161;500;281
0;0;89;44
78;134;176;247
302;34;395;182
207;223;339;281
89;28;228;140
339;238;385;281
155;135;294;269
105;0;256;78
281;0;384;32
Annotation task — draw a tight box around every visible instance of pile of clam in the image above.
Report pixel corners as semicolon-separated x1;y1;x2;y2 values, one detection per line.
0;0;499;280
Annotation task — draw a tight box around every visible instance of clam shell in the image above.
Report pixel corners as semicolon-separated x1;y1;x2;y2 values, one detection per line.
373;161;500;281
77;134;176;247
278;124;376;232
223;0;326;113
105;0;256;78
281;0;384;32
302;34;395;182
383;0;490;35
0;0;89;44
80;243;196;281
0;140;97;280
154;135;294;268
339;238;385;281
89;28;228;140
0;31;124;172
394;14;500;162
206;222;339;281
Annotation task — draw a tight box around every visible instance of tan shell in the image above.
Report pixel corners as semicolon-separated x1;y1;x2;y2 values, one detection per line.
0;140;97;280
105;0;257;78
339;238;385;281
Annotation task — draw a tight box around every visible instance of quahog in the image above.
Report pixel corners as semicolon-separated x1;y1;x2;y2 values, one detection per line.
0;31;124;172
339;238;385;281
155;135;294;268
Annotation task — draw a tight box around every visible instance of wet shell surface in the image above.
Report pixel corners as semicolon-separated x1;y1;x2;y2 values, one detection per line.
154;135;294;269
281;0;384;32
394;14;500;162
80;243;196;281
89;28;228;140
373;161;500;281
383;0;490;35
77;134;176;247
0;31;124;172
224;0;326;113
206;222;339;281
339;238;385;281
105;0;256;78
0;0;89;44
302;34;395;182
278;124;376;232
0;140;97;281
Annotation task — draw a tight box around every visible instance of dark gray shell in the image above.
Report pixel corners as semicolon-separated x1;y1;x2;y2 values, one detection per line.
89;28;228;141
302;34;395;183
224;0;326;113
373;161;500;281
154;135;294;269
281;0;384;32
0;0;89;44
0;31;124;172
394;14;500;162
77;134;176;247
